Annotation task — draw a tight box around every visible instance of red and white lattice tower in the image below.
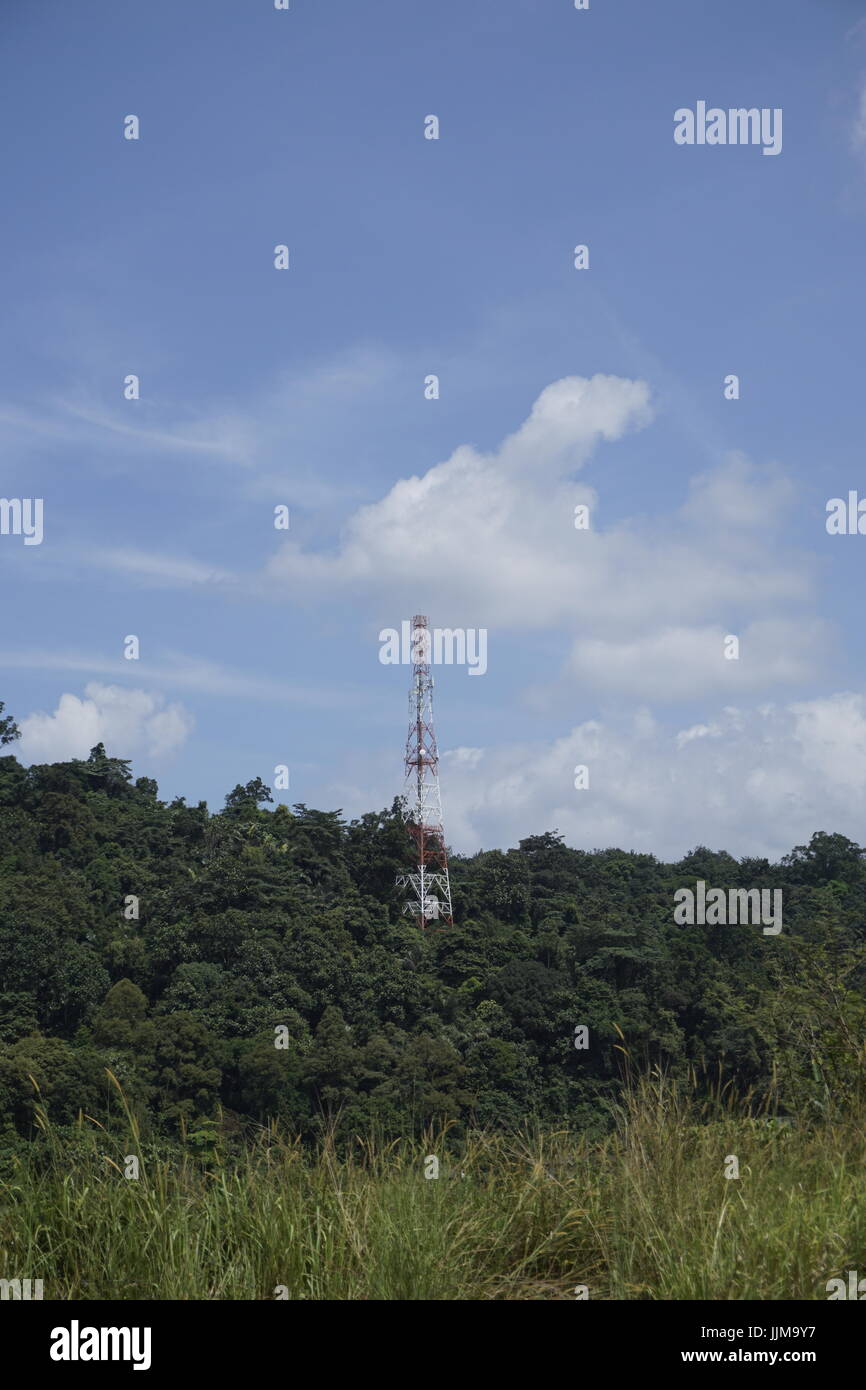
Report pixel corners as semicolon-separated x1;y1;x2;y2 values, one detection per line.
396;615;453;928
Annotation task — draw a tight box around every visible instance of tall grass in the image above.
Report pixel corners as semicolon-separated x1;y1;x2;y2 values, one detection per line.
1;1069;864;1299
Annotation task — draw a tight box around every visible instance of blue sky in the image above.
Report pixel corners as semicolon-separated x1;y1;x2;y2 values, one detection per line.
3;0;866;859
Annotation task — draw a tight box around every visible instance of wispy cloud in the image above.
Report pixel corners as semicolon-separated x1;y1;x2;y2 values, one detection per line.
0;343;398;484
58;401;251;461
0;648;357;708
92;549;238;588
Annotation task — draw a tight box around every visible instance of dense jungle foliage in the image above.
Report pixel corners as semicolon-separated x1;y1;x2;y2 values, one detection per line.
1;699;865;1153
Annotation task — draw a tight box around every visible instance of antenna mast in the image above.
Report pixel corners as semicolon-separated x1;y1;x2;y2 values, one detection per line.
396;615;453;928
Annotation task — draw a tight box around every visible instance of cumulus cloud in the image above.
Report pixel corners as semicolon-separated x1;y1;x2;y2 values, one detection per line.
265;375;816;701
17;683;194;764
266;374;654;625
434;694;866;861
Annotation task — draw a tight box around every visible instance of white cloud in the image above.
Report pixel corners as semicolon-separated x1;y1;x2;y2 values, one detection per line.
18;371;819;704
263;375;817;701
266;374;654;626
10;370;826;716
17;683;194;763
790;692;866;791
0;650;358;707
433;695;866;861
570;619;831;699
92;550;237;587
679;451;795;528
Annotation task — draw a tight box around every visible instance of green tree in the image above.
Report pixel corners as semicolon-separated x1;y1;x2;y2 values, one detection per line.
0;702;20;745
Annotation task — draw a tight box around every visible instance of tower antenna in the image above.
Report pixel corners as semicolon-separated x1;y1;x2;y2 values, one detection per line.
396;615;453;928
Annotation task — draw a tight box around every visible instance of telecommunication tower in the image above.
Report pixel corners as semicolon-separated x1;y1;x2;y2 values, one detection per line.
396;615;453;928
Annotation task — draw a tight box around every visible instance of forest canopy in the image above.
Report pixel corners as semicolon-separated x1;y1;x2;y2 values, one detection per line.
1;707;864;1149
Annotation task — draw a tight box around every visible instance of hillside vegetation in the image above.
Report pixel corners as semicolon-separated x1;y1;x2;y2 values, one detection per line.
1;703;865;1148
2;704;866;1298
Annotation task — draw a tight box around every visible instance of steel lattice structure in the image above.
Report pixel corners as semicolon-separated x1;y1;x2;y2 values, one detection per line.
396;615;453;928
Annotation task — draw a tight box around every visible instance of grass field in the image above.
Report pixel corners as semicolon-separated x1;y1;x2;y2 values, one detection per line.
1;1071;864;1300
